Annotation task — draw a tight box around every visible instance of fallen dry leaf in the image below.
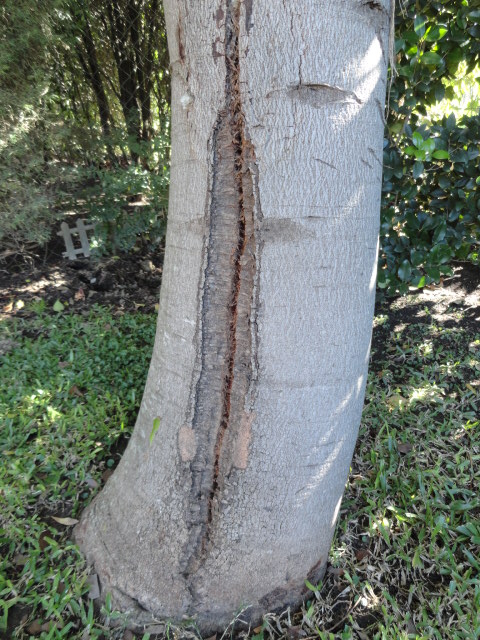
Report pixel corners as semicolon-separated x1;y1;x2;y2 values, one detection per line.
286;625;307;639
397;442;413;454
102;469;113;483
406;619;418;635
39;530;49;551
52;516;79;526
355;548;370;562
74;288;85;301
68;385;83;397
27;620;43;635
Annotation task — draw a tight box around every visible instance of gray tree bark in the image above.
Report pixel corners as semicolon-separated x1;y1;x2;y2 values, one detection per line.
75;0;392;633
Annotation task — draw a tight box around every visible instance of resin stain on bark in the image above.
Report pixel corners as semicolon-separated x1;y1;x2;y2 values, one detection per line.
176;17;185;63
181;0;258;578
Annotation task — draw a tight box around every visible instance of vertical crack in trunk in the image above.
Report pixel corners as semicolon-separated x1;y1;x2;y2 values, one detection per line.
181;1;257;579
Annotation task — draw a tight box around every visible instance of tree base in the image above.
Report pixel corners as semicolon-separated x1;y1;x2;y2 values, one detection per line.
75;508;327;636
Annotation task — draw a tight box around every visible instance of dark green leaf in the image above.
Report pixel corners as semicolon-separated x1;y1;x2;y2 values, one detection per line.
424;25;448;42
429;244;453;265
414;15;427;37
398;260;412;281
421;52;443;66
413;162;424;179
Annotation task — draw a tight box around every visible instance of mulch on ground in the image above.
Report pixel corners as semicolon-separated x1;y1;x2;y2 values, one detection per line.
1;233;164;318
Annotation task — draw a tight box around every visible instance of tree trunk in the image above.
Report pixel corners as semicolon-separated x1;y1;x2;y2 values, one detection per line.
75;0;391;633
79;10;113;139
105;0;142;161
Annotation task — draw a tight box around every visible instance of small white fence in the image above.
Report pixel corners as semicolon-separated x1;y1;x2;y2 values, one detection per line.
57;220;95;260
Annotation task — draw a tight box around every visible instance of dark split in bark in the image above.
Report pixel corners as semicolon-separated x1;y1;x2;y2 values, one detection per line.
181;0;258;585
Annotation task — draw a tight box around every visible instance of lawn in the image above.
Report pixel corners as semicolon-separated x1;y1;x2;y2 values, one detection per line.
1;265;479;639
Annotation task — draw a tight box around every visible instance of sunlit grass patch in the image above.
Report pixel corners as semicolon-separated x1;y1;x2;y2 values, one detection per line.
316;318;480;639
0;306;156;638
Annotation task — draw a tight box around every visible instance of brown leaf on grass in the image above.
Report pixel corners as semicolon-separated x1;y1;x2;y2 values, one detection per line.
68;385;83;397
286;625;307;639
397;442;413;454
52;516;79;526
26;620;61;635
74;288;85;301
355;548;370;562
27;620;43;635
39;530;49;551
102;469;113;483
406;619;418;635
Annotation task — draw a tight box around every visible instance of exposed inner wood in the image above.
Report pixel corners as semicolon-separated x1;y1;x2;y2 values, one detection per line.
181;0;257;577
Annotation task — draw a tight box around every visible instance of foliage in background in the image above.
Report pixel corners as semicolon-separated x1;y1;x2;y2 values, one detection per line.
1;0;480;289
0;0;170;257
380;113;480;293
82;137;170;253
0;0;77;255
382;0;480;294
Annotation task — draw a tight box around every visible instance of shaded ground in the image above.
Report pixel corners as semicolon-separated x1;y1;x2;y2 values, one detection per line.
373;261;480;357
0;230;164;317
2;238;478;328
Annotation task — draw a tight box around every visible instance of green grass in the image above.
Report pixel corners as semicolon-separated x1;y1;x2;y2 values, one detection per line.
1;302;479;639
0;306;156;639
306;316;480;640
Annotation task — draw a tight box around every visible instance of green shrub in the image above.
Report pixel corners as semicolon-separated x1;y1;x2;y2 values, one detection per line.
380;113;480;294
0;108;80;254
82;137;170;254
